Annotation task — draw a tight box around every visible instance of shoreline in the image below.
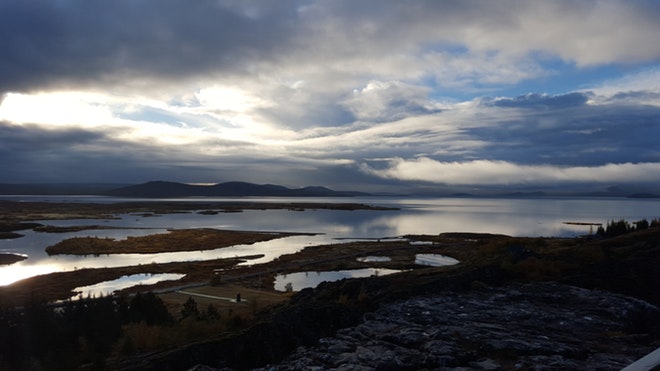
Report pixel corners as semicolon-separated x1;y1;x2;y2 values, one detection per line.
0;200;398;223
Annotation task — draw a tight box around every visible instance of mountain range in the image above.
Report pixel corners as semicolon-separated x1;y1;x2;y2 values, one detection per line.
0;181;368;197
105;181;370;197
0;181;658;198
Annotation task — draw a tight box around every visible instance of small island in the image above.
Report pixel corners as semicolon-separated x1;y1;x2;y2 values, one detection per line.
0;252;27;265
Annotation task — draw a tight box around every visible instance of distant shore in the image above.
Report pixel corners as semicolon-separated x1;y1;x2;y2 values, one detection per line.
0;200;397;224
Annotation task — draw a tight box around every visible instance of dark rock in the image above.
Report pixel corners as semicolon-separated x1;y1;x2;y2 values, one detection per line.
261;282;659;370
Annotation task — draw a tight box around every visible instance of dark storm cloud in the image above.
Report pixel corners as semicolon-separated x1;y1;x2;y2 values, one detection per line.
0;120;352;184
0;122;116;181
608;90;660;104
0;121;213;182
0;122;107;150
0;0;299;93
463;102;660;166
1;1;659;189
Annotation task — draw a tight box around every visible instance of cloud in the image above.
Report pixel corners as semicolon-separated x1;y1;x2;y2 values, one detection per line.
0;0;296;93
362;157;660;186
586;68;660;106
3;0;660;97
462;97;660;166
0;118;372;186
3;86;659;188
342;81;441;122
0;1;659;190
484;92;590;109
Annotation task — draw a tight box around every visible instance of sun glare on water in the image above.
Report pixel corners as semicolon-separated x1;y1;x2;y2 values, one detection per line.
0;263;61;286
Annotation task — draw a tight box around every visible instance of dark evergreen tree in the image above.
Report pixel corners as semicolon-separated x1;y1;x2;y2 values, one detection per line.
181;296;200;320
205;304;220;320
636;219;649;230
128;292;173;325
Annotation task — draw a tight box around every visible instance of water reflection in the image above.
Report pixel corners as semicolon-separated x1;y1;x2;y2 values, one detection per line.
2;196;659;287
0;262;62;285
356;256;392;263
273;268;401;292
72;273;186;298
415;254;460;267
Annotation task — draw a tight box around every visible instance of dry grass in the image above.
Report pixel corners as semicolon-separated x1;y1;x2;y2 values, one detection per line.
45;228;303;255
159;284;289;318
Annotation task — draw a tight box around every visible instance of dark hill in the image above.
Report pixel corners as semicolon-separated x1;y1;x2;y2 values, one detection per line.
106;181;370;198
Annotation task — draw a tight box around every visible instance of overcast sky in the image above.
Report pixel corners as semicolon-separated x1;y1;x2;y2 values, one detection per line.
1;0;659;192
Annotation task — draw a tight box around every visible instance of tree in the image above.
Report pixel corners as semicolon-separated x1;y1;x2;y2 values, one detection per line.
205;304;220;320
635;219;649;230
181;296;200;320
128;292;173;325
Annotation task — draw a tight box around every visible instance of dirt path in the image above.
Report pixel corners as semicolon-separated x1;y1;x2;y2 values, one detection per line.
175;290;246;303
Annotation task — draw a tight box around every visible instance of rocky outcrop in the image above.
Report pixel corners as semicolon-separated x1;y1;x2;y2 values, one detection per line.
257;282;659;370
123;229;660;370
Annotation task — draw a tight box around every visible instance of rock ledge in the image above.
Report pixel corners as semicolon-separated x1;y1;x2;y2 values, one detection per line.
259;282;659;370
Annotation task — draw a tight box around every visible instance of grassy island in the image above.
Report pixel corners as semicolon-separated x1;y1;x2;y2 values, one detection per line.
45;228;308;255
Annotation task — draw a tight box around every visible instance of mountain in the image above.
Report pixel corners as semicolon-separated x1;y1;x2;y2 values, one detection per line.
105;181;371;197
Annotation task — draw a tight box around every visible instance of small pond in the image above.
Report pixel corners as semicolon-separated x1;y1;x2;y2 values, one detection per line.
71;273;186;299
356;256;392;263
274;268;401;292
415;254;459;267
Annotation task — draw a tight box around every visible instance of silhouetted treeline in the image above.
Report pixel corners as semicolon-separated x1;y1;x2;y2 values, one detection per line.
596;218;660;238
0;292;173;370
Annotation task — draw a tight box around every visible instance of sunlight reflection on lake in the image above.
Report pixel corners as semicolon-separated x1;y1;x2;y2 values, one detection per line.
2;196;659;287
0;262;62;285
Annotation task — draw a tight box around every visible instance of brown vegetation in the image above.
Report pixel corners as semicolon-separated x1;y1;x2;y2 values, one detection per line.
0;253;27;265
45;228;306;255
0;232;23;239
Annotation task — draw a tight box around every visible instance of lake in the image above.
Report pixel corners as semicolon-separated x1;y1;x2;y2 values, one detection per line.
1;196;659;286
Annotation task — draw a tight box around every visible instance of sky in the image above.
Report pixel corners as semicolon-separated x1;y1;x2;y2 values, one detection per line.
1;0;660;193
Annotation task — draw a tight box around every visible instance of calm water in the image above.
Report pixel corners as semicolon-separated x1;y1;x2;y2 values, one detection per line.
1;196;659;286
274;268;402;292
